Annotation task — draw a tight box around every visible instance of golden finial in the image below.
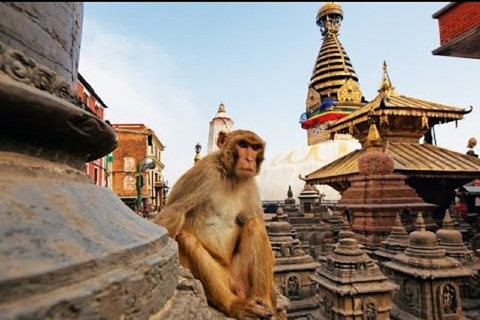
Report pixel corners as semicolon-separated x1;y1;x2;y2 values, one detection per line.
365;116;382;149
218;102;226;113
318;2;343;18
378;61;395;95
316;2;343;37
467;137;477;149
367;122;381;144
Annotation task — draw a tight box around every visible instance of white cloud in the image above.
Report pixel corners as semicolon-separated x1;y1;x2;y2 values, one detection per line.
79;18;206;186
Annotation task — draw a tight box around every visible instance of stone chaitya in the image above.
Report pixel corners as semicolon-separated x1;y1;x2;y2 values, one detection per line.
334;123;437;255
0;3;225;319
297;183;322;216
311;218;398;320
267;206;319;320
374;213;410;273
385;213;474;320
284;185;331;260
436;210;480;319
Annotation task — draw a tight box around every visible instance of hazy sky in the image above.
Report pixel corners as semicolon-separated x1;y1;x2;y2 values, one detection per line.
79;2;480;186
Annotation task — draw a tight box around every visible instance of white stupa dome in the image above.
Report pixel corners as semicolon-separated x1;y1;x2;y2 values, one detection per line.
256;137;361;201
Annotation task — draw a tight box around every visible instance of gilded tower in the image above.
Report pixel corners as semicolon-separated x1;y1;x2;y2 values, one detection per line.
301;2;366;145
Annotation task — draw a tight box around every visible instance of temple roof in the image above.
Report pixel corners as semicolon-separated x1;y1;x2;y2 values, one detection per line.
304;142;480;185
327;62;471;133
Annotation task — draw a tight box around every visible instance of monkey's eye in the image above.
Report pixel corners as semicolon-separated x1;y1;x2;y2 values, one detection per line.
238;140;248;148
252;144;262;151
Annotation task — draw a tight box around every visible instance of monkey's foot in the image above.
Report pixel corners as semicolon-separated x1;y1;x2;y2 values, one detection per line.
232;298;274;320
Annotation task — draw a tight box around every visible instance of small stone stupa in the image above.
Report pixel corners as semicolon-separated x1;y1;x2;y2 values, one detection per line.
311;218;398;320
335;122;437;255
283;185;330;260
374;212;410;272
268;206;319;320
436;210;480;319
385;213;473;320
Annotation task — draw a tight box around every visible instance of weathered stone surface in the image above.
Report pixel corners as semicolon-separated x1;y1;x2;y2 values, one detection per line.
0;2;83;89
150;267;234;320
0;155;179;320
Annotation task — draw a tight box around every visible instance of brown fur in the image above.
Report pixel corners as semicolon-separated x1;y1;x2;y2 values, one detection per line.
153;130;282;320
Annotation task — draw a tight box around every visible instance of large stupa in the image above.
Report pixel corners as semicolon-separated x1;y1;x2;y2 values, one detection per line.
257;2;363;202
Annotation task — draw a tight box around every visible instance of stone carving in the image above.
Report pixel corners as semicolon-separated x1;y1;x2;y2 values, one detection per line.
323;295;333;319
0;41;82;108
287;276;300;298
281;243;294;257
362;298;378;320
441;283;457;315
403;279;416;307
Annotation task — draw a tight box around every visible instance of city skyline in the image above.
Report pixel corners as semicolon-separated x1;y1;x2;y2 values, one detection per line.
78;2;480;186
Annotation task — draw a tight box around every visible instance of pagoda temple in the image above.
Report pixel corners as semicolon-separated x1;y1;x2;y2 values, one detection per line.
303;61;480;219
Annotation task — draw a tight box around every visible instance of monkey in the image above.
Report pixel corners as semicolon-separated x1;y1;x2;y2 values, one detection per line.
153;129;284;320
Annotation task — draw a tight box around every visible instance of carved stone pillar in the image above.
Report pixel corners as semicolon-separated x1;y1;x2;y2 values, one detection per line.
0;3;179;319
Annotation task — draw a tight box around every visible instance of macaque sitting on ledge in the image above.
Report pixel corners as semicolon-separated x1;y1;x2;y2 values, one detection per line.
153;129;285;320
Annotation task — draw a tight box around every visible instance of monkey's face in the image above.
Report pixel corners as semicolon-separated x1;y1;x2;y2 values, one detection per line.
234;138;264;179
217;129;265;179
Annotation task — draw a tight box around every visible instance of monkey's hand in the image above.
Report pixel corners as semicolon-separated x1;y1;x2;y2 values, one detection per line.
231;298;274;320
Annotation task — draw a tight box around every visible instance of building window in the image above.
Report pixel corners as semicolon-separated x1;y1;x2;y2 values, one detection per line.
124;157;135;172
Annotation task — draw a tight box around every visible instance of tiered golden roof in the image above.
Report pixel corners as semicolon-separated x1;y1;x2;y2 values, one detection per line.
308;2;364;108
326;62;471;142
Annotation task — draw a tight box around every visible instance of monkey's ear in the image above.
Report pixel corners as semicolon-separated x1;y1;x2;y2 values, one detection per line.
217;131;229;149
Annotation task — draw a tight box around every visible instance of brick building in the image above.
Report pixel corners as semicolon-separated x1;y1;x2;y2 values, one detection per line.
76;73;111;187
111;124;167;214
432;2;480;59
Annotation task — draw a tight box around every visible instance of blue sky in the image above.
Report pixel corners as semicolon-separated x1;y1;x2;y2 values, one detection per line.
79;2;480;186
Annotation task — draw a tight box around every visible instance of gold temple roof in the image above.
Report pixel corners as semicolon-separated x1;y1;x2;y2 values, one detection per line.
304;142;480;184
327;63;470;133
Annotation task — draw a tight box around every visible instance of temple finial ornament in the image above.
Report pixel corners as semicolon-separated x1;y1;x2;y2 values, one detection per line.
366;121;382;148
378;61;395;95
316;2;343;37
218;102;225;113
415;212;427;232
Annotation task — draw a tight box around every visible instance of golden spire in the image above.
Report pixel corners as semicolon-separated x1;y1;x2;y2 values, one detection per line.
365;119;382;149
378;61;395;95
367;122;381;143
218;102;225;113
